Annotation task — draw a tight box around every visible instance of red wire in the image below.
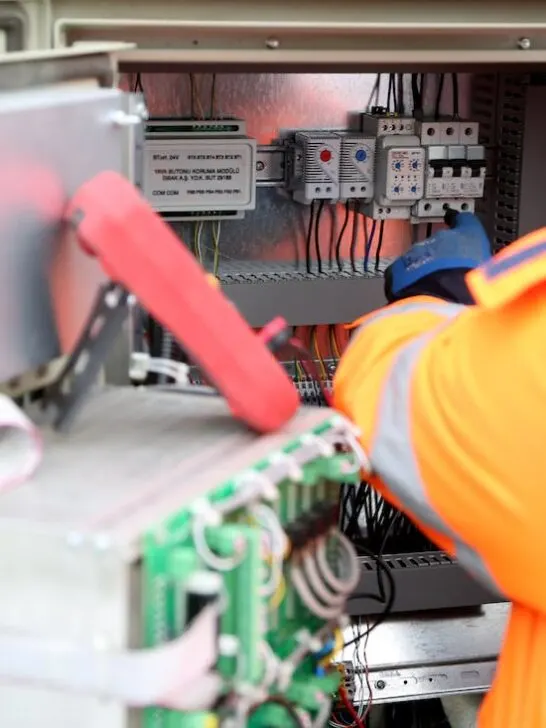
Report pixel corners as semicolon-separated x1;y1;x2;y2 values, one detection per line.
338;686;366;728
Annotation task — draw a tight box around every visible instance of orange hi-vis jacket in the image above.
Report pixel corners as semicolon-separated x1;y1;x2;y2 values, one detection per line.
333;227;546;728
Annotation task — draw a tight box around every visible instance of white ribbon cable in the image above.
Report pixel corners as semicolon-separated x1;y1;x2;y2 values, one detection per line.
302;547;346;606
0;604;220;709
316;530;360;595
291;565;343;621
0;394;42;493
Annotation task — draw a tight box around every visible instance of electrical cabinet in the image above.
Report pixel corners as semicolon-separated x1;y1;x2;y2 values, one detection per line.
3;12;546;726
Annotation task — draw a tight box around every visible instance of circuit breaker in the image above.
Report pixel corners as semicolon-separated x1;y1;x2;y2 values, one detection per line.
290;131;341;204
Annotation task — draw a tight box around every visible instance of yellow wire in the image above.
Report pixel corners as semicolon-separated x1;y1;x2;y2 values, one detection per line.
269;574;286;610
312;327;328;381
319;627;344;667
329;325;341;360
192;74;205;119
212;219;221;276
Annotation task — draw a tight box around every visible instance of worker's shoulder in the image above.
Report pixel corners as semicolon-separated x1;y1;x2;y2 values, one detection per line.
467;228;546;309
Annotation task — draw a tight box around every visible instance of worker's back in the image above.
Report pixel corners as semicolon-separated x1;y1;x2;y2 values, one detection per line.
334;226;546;728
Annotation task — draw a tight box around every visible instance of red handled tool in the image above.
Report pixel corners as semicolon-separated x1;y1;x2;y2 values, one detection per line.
59;171;299;433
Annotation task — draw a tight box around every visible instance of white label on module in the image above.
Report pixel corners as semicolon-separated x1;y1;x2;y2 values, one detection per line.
143;139;256;211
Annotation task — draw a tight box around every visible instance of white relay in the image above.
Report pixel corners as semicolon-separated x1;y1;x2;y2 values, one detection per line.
375;135;426;206
142;137;257;213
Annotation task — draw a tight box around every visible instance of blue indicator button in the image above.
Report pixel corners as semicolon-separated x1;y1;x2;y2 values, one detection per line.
355;149;367;162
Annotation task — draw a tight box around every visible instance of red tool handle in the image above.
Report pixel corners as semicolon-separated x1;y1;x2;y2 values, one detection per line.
66;171;300;433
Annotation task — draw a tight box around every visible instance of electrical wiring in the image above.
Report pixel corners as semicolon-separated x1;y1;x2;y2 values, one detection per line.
411;73;423;116
250;503;287;598
374;219;385;272
329;325;341;361
396;73;405;115
311;326;328;382
287;335;333;407
434;73;445;121
338;687;365;728
192;514;246;571
291;563;343;620
315;199;326;274
302;548;346;607
315;530;361;595
386;74;395;112
193;220;205;263
189;73;205;119
248;695;307;728
335;200;351;271
133;73;144;94
212;219;221;275
365;74;381;112
451;72;460;119
349;200;359;273
210;73;217;118
363;220;376;273
306;200;317;274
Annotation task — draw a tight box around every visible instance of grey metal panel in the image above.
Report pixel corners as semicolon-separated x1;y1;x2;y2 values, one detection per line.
518;83;546;236
341;603;509;705
0;84;136;384
122;72;425;270
221;265;387;326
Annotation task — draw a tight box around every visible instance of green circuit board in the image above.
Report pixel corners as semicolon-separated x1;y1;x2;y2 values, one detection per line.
142;415;360;728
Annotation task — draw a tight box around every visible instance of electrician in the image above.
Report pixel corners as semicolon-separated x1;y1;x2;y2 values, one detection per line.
333;211;546;728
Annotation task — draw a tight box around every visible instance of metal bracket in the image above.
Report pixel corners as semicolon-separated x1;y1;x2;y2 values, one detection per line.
45;282;129;431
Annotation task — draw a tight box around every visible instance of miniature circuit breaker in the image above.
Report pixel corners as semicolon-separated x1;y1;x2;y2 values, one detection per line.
411;122;485;221
0;387;363;728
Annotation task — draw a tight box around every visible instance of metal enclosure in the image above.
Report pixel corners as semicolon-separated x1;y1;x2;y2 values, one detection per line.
0;49;137;388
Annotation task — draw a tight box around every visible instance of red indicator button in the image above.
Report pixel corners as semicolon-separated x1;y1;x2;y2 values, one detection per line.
320;148;332;163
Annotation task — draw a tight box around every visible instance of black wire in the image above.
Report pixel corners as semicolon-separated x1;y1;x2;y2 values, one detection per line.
133;73;144;93
314;200;325;274
335;200;350;271
434;74;445;120
305;200;316;274
210;73;216;118
366;73;381;111
349;200;359;272
363;220;376;273
343;550;396;649
375;219;385;272
248;696;305;727
327;203;337;269
451;72;460;119
396;73;405;114
387;74;395;112
411;73;422;116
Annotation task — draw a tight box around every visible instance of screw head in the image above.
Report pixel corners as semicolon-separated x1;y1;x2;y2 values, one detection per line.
376;679;386;690
266;37;280;49
518;37;532;50
256;160;265;172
